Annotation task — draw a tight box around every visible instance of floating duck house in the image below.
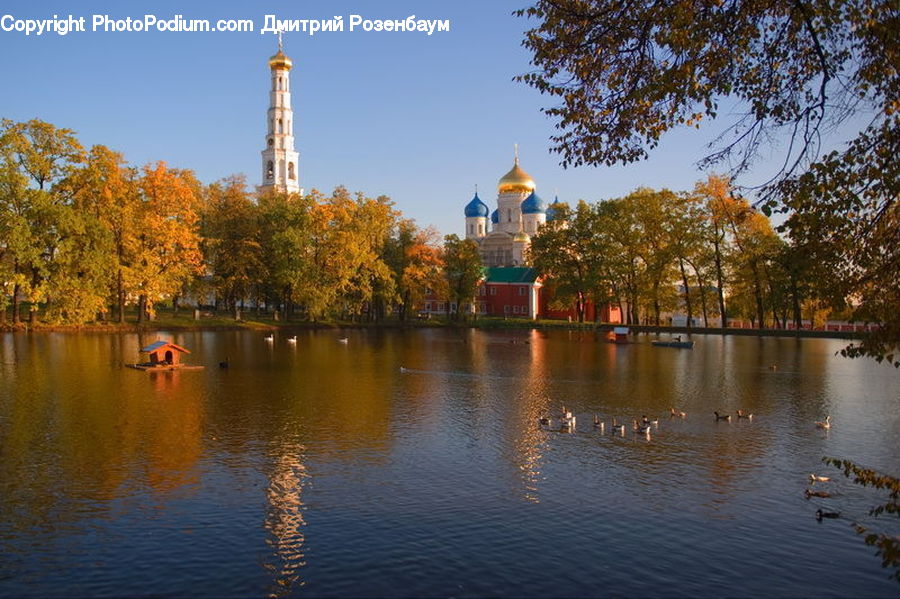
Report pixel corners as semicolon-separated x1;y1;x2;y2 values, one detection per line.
607;327;630;344
127;340;203;371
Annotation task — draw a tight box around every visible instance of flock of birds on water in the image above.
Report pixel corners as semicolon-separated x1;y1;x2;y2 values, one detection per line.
248;334;842;521
536;406;839;521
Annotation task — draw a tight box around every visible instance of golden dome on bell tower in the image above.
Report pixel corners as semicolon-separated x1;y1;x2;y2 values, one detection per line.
268;50;293;70
268;31;293;70
497;148;536;194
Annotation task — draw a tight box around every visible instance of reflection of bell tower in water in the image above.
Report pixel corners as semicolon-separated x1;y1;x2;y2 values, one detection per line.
260;32;301;194
263;441;308;594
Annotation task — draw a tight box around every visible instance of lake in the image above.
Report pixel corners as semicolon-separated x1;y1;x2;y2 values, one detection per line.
1;328;898;597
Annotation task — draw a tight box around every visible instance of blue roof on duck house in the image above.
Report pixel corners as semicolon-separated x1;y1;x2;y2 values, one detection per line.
140;340;190;354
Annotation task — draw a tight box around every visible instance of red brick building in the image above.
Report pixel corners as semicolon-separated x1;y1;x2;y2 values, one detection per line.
420;267;621;322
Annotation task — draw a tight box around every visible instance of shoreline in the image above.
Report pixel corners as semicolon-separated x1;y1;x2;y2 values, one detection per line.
0;318;870;341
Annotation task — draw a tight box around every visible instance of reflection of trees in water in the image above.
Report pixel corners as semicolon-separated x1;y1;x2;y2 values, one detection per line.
263;442;308;596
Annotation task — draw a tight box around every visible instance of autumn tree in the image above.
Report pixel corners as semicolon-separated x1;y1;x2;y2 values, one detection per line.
517;0;898;363
384;219;444;322
132;162;203;322
442;234;483;321
53;145;132;323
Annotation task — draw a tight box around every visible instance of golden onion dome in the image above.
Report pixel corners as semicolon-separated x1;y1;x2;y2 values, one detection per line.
513;231;530;243
269;51;293;70
498;158;536;194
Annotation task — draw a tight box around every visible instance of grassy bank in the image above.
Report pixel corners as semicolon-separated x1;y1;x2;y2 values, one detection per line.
1;308;869;341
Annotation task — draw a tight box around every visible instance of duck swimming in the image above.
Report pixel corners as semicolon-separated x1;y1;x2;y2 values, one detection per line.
714;411;731;422
816;509;840;521
809;474;831;483
670;408;686;418
736;410;753;420
815;416;831;429
805;489;832;499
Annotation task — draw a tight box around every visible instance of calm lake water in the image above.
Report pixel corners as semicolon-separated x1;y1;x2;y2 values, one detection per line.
1;328;898;597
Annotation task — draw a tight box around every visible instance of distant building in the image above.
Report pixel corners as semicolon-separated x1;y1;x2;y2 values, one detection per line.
463;150;562;268
259;35;301;195
421;267;621;322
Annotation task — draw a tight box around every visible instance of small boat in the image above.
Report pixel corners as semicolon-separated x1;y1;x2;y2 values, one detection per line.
651;336;694;349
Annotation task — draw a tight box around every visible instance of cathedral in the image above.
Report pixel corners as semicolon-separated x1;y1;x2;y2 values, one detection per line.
463;152;561;267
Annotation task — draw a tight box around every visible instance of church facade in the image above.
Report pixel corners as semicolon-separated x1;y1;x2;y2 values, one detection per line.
463;154;560;268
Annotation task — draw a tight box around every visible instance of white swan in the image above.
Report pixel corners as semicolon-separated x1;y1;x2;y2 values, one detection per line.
815;416;831;429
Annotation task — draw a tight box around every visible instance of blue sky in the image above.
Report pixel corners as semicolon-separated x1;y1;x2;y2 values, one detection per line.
1;0;799;236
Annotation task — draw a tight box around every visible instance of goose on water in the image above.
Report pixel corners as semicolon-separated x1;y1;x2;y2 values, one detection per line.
287;336;297;343
815;415;831;429
714;411;731;422
736;410;753;420
264;334;274;342
338;337;349;344
809;474;831;483
539;416;551;427
633;419;651;434
611;418;625;434
670;408;686;418
642;415;659;427
593;414;605;431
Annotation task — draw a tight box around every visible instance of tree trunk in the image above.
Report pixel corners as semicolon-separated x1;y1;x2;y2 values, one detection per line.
653;294;660;327
791;273;803;330
138;294;147;324
678;258;693;328
712;226;728;328
750;261;765;329
117;270;125;323
12;282;20;324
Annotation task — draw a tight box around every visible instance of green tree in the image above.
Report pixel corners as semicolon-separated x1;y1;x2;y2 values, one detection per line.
529;200;602;322
517;0;898;362
0;119;84;324
202;176;263;319
442;234;483;321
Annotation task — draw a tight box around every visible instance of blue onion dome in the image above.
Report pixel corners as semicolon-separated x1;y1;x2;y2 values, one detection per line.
490;209;499;224
546;197;562;221
521;191;546;215
464;192;489;218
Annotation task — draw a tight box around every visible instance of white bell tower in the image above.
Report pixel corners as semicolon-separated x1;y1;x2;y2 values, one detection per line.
260;32;301;195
